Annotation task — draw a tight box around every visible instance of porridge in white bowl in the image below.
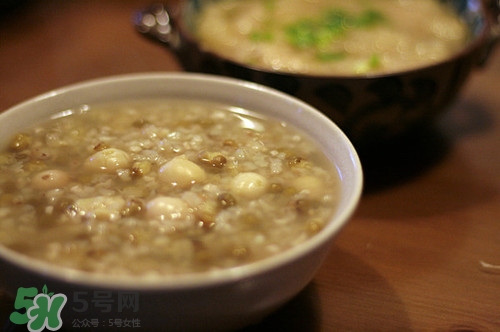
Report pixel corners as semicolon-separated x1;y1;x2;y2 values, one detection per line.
0;99;340;276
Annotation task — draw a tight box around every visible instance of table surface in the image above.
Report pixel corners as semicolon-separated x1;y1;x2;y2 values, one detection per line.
1;1;499;331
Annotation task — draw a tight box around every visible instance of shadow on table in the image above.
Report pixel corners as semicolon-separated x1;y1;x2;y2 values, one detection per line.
358;123;451;193
238;283;321;332
318;245;412;331
359;99;493;193
243;245;412;331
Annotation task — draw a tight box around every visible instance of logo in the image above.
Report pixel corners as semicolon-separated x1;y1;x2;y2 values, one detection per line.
9;286;142;330
10;285;67;332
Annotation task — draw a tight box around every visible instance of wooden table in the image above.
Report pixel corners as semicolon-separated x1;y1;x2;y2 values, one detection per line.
1;1;499;331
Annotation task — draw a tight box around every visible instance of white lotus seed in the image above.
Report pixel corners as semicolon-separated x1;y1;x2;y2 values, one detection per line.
231;172;268;199
292;175;325;199
159;155;206;188
146;196;193;222
32;169;70;190
85;148;131;172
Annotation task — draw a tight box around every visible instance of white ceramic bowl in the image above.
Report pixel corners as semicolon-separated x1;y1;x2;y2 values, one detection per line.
0;73;363;331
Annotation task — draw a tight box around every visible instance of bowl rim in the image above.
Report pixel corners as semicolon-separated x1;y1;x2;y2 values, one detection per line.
0;72;363;290
171;0;492;79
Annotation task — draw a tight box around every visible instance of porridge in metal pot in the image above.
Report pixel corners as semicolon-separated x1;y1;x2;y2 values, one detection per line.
195;0;470;75
0;99;340;276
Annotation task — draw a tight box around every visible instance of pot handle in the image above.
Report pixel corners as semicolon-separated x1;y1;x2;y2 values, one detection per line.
478;0;500;65
134;3;182;51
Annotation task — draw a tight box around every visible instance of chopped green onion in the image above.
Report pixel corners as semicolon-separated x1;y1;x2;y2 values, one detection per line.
284;8;386;60
356;10;385;27
355;54;382;73
250;31;274;42
317;52;346;62
247;6;386;64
